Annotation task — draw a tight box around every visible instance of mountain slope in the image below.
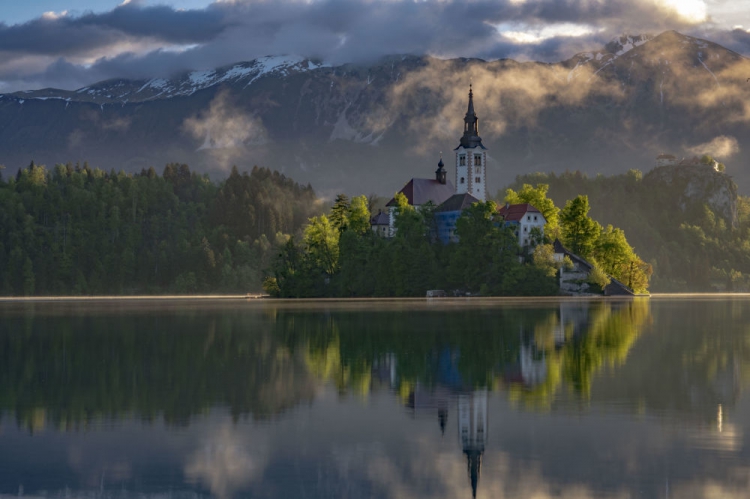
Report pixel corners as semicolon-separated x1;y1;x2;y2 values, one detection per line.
0;31;748;196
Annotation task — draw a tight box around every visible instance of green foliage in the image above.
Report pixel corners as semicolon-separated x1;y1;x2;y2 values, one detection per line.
587;259;612;289
0;162;318;296
262;276;281;297
329;194;350;232
347;195;371;235
447;200;531;294
504;168;746;291
304;215;340;277
560;195;601;259
532;244;558;277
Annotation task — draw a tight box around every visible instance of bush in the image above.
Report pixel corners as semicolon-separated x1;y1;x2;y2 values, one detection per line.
587;259;611;289
262;277;281;297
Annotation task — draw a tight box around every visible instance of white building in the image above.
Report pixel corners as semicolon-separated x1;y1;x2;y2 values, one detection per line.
454;84;487;202
497;203;546;247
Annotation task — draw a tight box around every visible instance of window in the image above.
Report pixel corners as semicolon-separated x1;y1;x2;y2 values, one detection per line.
527;216;530;221
460;177;465;184
475;177;481;183
524;226;528;232
474;154;481;165
459;155;466;166
534;216;538;221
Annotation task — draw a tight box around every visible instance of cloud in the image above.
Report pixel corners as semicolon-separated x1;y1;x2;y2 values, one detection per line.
184;423;269;499
182;90;268;169
366;56;624;151
630;33;750;125
687;136;740;159
0;0;743;92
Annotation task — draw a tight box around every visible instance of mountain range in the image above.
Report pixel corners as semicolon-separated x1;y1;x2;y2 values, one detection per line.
1;30;748;197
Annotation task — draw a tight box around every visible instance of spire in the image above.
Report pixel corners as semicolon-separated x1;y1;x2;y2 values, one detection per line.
465;449;481;498
435;152;447;184
467;83;475;117
459;83;484;149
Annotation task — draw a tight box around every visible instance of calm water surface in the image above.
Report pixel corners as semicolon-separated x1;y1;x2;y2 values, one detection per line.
1;297;748;498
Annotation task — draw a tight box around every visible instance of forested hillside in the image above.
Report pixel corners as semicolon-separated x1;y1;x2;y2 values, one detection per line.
0;162;319;295
503;164;750;291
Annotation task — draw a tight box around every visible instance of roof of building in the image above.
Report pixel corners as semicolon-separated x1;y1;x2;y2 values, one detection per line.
436;193;480;212
370;210;390;225
385;178;456;207
553;239;636;296
496;203;542;222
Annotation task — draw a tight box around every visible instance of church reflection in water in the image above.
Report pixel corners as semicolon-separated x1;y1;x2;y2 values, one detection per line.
375;354;488;497
371;301;617;498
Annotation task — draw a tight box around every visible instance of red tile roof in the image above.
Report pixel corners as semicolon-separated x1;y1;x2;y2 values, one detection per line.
496;203;541;222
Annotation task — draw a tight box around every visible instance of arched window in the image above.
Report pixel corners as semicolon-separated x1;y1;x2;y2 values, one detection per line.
460;177;465;184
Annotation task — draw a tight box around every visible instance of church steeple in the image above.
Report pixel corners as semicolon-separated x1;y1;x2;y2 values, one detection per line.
466;84;476;122
460;84;483;149
454;84;487;201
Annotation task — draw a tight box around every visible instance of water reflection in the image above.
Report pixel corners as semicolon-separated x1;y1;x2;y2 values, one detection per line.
0;299;651;431
7;297;750;497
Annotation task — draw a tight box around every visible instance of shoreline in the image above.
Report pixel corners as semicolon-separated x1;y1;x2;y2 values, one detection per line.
1;292;750;304
1;292;748;301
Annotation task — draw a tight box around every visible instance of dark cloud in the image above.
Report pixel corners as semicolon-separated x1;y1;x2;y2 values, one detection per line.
0;2;227;57
706;27;750;54
0;0;745;92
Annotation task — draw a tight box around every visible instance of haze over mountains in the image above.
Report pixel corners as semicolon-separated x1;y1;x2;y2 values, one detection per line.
1;30;748;196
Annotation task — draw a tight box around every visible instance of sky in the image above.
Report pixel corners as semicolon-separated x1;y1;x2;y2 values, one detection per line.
0;0;749;92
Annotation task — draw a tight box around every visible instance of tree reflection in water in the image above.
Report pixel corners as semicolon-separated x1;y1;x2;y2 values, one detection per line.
6;298;750;498
0;300;650;431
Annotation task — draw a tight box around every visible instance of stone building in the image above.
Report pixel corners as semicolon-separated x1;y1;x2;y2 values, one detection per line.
373;85;545;248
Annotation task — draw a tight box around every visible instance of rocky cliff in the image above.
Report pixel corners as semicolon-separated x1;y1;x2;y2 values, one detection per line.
644;163;739;227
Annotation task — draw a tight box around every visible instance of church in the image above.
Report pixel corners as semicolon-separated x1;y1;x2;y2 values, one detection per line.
370;85;546;245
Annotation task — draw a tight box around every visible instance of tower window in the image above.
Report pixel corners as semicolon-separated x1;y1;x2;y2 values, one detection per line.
475;177;481;183
460;177;465;184
459;155;466;166
474;154;482;165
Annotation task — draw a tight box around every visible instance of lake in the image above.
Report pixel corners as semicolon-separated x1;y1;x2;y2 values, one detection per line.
1;296;748;498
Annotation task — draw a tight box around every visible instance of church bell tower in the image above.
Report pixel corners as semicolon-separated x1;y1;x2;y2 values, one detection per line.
454;84;487;202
